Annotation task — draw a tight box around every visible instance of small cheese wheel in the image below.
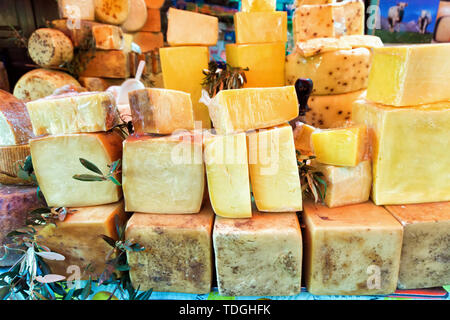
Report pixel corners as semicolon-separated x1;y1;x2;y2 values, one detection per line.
95;0;131;25
0;144;33;185
28;28;74;68
121;0;147;32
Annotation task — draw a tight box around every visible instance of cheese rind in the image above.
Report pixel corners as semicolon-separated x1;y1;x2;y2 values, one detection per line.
79;50;130;78
121;0;148;32
126;205;214;293
141;8;161;32
303;201;403;295
213;212;302;296
241;0;276;12
0;145;33;185
28;28;74;68
133;31;163;52
208;86;298;135
94;0;130;25
58;0;95;20
234;12;287;44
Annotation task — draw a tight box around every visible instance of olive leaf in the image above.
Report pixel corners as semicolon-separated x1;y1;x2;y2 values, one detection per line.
73;158;122;186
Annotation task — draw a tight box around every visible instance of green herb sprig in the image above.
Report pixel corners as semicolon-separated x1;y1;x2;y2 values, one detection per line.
201;61;248;98
73;158;121;186
297;150;327;204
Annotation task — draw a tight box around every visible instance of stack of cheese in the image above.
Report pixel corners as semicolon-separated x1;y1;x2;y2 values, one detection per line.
226;0;287;87
286;0;383;128
132;0;164;54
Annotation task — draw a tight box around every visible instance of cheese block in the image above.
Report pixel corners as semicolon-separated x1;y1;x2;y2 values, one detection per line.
160;46;211;129
0;145;33;185
126;205;214;293
141;8;161;32
166;8;218;46
0;90;34;146
121;0;147;32
313;159;371;208
29;131;123;207
58;0;95;20
26;91;120;136
213;212;302;296
123;134;204;213
367;44;450;106
293;122;315;155
385;202;450;289
144;0;164;8
204;133;252;218
208;86;298;135
295;0;334;5
286;48;372;95
0;185;44;266
303;201;403;295
13;69;81;102
128;88;195;134
234;12;287;44
78;77;124;91
92;24;124;50
241;0;276;12
133;31;163;52
339;35;383;49
94;0;130;25
80;50;129;78
353;99;450;205
311;124;367;166
247;124;303;212
28;28;74;68
226;42;285;88
37;201;128;279
305;90;366;128
342;0;365;35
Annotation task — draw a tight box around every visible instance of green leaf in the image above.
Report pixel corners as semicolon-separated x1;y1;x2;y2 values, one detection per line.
101;235;116;248
116;264;130;272
79;158;103;175
72;174;105;182
64;287;75;300
108;176;121;186
80;278;92;300
137;288;153;300
0;286;10;300
109;159;121;175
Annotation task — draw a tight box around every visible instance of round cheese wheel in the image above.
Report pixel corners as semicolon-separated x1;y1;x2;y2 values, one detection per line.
95;0;131;25
0;144;34;185
28;28;74;68
121;0;148;32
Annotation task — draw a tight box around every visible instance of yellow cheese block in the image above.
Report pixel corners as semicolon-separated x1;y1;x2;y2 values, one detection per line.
204;133;252;218
385;202;450;289
26;91;120;136
293;122;315;155
313;159;371;208
126;204;214;293
29;131;123;207
128;88;195;134
166;8;218;46
305;90;367;128
353;99;450;205
342;0;365;35
213;211;302;296
311;124;367;166
247;124;303;212
122;134;204;213
160;46;211;129
234;12;287;44
367;44;450;106
58;0;95;20
226;42;285;88
37;201;128;279
303;201;403;295
286;47;372;95
80;50;129;79
241;0;276;12
208;86;298;135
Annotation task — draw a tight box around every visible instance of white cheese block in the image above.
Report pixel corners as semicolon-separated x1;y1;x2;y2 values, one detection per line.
58;0;95;20
28;28;74;68
121;0;148;32
95;0;131;25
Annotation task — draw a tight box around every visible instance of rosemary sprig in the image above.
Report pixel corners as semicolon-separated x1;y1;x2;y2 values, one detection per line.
201;60;248;98
8;24;28;49
297;150;327;204
73;158;121;186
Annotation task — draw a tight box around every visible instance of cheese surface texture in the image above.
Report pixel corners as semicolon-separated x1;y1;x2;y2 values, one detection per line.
80;50;129;78
204;133;252;218
126;205;214;293
385;202;450;289
121;0;147;32
241;0;276;12
213;212;302;296
353;99;450;205
234;12;287;44
58;0;95;20
367;44;450;106
141;8;161;32
133;31;164;52
30;131;123;207
92;23;124;50
226;43;286;88
122;134;204;214
78;77;123;91
342;0;365;35
247;124;303;212
28;28;74;68
0;145;32;185
207;86;298;134
293;122;315;155
94;0;130;25
303;201;403;295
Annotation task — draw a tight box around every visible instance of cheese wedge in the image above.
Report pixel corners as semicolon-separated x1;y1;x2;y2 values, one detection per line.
58;0;95;20
247;124;303;212
303;201;403;295
28;28;74;68
94;0;130;25
126;204;214;293
121;0;147;32
293;122;315;155
141;8;161;32
234;12;287;44
29;131;123;207
213;212;302;296
241;0;276;12
208;86;298;135
79;50;130;78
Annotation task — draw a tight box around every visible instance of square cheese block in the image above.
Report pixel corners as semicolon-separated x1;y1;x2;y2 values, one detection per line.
213;212;302;296
226;42;286;88
303;201;403;295
91;23;124;50
80;50;129;79
293;122;315;156
58;0;95;20
241;0;276;12
160;46;211;129
26;91;120;136
353;99;450;205
29;131;123;207
385;202;450;289
141;8;161;32
342;0;365;35
208;86;298;135
367;44;450;106
204;133;252;218
122;134;204;214
126;204;214;293
128;88;195;134
247;124;303;212
313;159;372;208
166;8;218;46
234;12;287;44
37;201;128;279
